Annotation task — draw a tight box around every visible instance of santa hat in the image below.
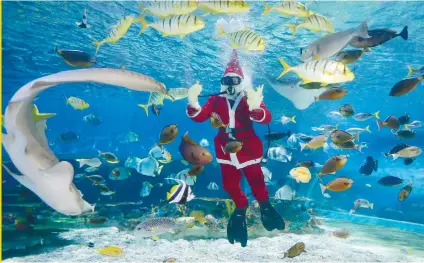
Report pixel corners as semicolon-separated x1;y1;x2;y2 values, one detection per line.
223;50;244;79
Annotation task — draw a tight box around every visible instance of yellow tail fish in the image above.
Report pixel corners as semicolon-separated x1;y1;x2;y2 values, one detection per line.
263;1;313;17
138;1;198;18
93;16;137;54
277;58;354;86
285;13;334;37
138;92;168;116
217;25;265;51
138;14;205;38
198;0;249;15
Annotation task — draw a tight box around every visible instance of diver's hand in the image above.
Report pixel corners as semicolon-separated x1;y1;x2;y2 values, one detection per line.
188;81;202;109
250;109;265;122
246;85;264;111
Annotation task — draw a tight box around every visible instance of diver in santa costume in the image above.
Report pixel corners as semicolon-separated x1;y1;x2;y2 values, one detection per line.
186;50;285;247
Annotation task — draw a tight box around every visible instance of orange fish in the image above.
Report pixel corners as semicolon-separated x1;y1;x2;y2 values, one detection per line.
320;177;353;194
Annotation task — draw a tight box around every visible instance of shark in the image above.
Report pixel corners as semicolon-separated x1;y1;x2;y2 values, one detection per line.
2;68;167;216
264;76;325;110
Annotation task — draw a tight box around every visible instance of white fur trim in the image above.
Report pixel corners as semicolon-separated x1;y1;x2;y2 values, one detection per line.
216;157;262;169
250;108;266;123
186;104;201;118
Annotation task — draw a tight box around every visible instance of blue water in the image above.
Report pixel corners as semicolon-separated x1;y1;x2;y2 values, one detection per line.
2;1;424;260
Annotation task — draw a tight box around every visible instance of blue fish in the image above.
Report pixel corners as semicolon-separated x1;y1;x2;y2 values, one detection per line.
378;176;403;186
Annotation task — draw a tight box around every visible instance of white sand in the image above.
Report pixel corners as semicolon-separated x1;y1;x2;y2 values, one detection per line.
4;222;424;263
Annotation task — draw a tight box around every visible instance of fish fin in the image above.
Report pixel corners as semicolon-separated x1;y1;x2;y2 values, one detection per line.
313;53;320;60
353;132;360;142
319;184;326;194
32;105;56;122
330;172;336;175
299;142;306;151
276;58;292;80
349;209;355;214
216;25;226;37
376;120;383;131
151;235;160;241
404;124;409;129
41;161;74;186
137;104;149;116
374;160;378;171
373;111;380;119
291;116;296;123
407;65;416;78
392;154;399;160
370;203;374;209
323;70;333;76
285;24;297;38
398;26;408;40
137;16;150;36
263;3;271;15
365;125;371;133
92;41;102;55
314;96;319;102
183;132;197;145
157;165;164;175
355;21;369;38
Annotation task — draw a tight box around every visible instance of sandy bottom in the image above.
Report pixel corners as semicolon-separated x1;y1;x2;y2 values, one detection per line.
4;218;424;262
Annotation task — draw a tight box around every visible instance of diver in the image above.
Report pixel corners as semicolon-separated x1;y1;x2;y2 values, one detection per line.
76;8;88;29
186;50;285;247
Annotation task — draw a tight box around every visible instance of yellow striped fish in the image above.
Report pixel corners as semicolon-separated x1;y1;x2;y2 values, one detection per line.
263;1;313;17
138;92;167;116
138;1;198;18
138;14;205;38
217;26;265;51
93;16;137;54
276;58;354;86
66;96;90;110
285;14;334;37
198;0;249;15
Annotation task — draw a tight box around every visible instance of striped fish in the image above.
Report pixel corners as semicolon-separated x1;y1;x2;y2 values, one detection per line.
93;16;137;54
277;58;354;86
66;96;90;110
263;1;313;17
217;26;265;51
285;14;334;37
138;1;198;18
138;92;167;116
198;0;249;14
166;87;189;101
166;178;195;204
138;14;205;38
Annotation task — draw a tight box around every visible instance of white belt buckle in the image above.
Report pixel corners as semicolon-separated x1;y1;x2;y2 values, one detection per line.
225;127;232;134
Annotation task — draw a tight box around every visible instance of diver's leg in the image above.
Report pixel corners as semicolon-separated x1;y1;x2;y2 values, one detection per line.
242;163;285;231
221;163;248;247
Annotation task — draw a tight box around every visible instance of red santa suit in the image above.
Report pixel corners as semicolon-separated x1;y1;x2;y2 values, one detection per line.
187;51;271;209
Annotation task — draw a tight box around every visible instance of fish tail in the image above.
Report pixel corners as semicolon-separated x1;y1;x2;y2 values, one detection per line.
137;15;149;36
137;104;149;116
216;25;226;37
355;21;369;38
314;96;319;102
406;65;416;78
92;41;102;55
283;252;288;259
319;184;326;195
398;26;408;40
365;125;371;133
276;58;292;80
285;24;297;38
349;209;355;214
392;153;399;160
299;142;306;152
291;116;296;123
370;203;374;210
363;47;371;53
263;3;271;15
54;45;59;54
76;159;83;168
373;111;380;119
